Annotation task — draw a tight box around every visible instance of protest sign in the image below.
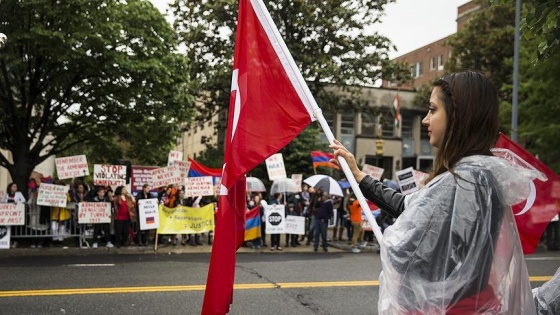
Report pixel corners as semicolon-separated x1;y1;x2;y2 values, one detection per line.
93;164;127;186
37;183;68;207
78;202;111;224
138;198;159;230
285;215;305;235
157;203;215;234
186;176;214;197
55;155;89;179
265;204;286;234
172;160;191;181
265;153;287;181
131;165;158;194
362;164;385;181
0;226;10;249
396;167;419;195
0;203;25;225
151;165;182;188
167;150;183;167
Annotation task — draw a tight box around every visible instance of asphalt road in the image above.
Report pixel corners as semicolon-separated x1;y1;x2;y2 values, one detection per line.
0;248;559;315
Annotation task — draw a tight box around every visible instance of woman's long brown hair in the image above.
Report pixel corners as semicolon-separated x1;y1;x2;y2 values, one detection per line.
426;71;500;183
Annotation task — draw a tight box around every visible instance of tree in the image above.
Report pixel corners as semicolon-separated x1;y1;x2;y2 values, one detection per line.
0;0;193;196
170;0;409;153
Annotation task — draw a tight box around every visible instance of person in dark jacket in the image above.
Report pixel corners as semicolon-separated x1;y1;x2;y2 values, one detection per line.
313;192;333;252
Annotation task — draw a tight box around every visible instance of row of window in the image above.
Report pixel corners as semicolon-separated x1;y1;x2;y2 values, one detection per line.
410;54;445;78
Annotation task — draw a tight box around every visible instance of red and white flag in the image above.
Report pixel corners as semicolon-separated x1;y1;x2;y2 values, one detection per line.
202;0;316;313
494;133;560;254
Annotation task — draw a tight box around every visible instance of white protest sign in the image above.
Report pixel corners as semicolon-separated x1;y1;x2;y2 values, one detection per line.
93;164;127;186
37;183;68;207
138;198;159;230
284;215;305;235
186;176;214;197
151;165;182;188
78;202;111;224
413;170;429;190
55;155;89;179
291;174;303;192
362;164;385;181
265;204;285;234
265;153;287;181
172;160;191;182
396;167;419;195
167;150;183;167
0;226;10;249
213;177;222;197
0;203;25;226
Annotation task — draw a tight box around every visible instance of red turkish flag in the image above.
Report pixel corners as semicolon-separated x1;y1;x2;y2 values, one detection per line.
494;133;560;254
202;0;316;313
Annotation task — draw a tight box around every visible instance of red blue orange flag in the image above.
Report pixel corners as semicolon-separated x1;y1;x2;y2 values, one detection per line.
311;151;340;170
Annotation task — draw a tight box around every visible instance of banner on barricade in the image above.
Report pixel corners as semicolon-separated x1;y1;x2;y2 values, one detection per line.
37;183;68;207
78;202;111;224
265;204;285;234
0;203;25;225
167;150;183;167
265;153;287;181
93;164;127;186
157;203;215;234
285;215;305;235
0;226;10;249
55;155;89;179
186;176;214;197
138;198;159;230
362;164;385;181
151;165;182;189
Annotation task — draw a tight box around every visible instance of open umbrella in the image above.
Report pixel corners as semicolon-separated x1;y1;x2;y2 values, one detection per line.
304;174;344;196
270;178;298;195
246;177;266;192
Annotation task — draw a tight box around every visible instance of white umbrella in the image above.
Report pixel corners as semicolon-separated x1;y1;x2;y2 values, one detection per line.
303;174;344;196
270;178;299;195
246;177;266;192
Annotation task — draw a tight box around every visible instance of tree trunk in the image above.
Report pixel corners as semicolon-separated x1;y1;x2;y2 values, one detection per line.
9;146;37;201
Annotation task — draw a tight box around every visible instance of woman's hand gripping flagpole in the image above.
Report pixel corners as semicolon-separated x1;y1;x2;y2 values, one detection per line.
313;108;384;243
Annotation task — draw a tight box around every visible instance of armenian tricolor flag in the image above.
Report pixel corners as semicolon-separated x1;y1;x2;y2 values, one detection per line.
244;205;262;241
311;151;340;171
187;158;222;177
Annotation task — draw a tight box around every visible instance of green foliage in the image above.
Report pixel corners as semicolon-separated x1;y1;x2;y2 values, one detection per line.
0;0;193;186
170;0;407;169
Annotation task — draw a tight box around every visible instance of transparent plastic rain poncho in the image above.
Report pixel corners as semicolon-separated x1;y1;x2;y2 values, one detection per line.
378;154;540;314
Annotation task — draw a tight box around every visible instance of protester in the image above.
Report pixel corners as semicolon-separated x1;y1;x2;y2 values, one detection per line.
313;192;332;252
91;186;114;249
50;181;71;244
331;71;537;313
347;196;363;254
2;182;26;248
269;193;284;251
112;186;135;248
134;184;152;246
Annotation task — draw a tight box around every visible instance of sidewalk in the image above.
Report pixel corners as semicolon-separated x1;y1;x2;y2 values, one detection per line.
1;237;380;257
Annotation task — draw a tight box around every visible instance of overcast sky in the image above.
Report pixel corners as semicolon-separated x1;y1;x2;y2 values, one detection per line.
150;0;471;58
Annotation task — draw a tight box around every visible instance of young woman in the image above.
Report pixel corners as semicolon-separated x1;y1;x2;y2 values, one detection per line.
112;186;135;248
332;71;536;314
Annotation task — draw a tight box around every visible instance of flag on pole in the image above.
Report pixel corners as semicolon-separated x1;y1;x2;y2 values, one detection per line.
494;133;560;254
244;205;262;241
202;0;316;313
392;93;400;128
310;151;340;170
188;158;222;177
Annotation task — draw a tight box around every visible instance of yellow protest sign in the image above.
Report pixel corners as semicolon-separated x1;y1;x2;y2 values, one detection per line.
157;203;214;234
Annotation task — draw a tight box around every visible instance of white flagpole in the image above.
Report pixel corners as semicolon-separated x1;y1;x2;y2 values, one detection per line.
251;0;383;243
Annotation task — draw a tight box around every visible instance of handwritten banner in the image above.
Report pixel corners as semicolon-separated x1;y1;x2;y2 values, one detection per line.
167;150;183;167
157;203;215;234
93;164;127;186
172;160;191;182
362;164;385;181
151;165;182;188
0;203;25;226
266;153;287;181
78;202;112;224
186;176;214;197
55;155;89;179
284;215;305;235
37;183;68;207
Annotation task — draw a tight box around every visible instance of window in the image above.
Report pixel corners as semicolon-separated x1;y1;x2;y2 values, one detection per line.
438;54;444;70
319;111;335;144
401;114;413;139
411;62;423;77
340;111;355;136
361;112;377;136
381;107;395;137
430;57;436;70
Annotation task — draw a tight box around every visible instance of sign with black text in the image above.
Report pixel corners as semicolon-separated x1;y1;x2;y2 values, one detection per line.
265;204;285;234
78;202;111;224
